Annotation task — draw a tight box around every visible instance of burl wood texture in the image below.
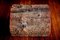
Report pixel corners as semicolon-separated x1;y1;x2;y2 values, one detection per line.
0;0;60;40
10;4;51;36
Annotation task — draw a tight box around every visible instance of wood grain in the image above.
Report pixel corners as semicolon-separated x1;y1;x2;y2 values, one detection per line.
0;0;60;40
9;2;60;40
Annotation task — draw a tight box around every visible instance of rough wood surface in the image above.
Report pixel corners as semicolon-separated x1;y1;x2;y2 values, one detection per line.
10;4;51;36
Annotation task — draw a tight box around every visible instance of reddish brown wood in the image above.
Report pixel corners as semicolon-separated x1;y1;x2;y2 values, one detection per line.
0;0;60;40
